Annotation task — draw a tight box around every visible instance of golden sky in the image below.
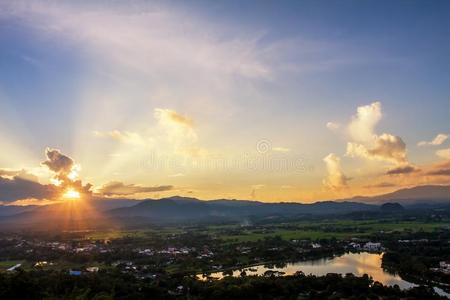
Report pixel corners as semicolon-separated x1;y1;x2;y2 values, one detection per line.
0;2;449;204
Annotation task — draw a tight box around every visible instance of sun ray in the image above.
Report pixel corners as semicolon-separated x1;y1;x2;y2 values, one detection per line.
63;188;81;200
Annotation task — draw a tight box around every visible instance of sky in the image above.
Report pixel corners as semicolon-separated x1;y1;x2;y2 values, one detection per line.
0;0;449;204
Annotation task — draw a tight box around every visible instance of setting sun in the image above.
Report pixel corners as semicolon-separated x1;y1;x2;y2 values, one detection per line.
63;189;80;200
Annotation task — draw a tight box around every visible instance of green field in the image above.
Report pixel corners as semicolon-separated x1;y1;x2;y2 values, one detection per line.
215;220;449;242
220;230;365;242
81;219;449;243
84;227;184;240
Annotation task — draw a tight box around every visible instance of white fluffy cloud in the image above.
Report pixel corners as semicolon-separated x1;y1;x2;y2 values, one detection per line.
323;153;348;190
418;133;448;146
345;102;408;165
347;133;407;165
348;101;382;143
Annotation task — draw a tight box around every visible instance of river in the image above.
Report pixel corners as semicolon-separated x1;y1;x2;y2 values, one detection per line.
197;252;449;298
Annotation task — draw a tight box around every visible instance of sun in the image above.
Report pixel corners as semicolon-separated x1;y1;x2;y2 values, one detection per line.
63;188;81;200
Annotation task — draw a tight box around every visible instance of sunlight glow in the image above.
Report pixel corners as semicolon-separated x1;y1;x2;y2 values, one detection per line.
50;178;63;186
67;164;80;181
63;189;81;200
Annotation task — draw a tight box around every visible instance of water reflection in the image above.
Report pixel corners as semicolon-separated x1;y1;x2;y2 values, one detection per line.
198;252;449;297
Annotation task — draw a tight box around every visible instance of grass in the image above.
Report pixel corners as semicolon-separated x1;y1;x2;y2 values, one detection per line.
220;230;366;242
84;227;185;240
62;218;450;243
216;220;449;242
85;230;148;240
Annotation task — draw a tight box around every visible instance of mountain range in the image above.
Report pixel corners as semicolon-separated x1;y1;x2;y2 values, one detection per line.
0;185;449;228
349;185;450;204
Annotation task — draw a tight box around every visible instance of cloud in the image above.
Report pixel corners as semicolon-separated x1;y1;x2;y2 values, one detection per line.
364;182;397;188
426;161;450;176
326;122;340;131
154;108;207;156
0;169;39;182
155;109;194;128
386;165;419;175
41;148;92;197
436;148;450;160
0;150;88;203
154;108;196;136
347;134;407;165
345;102;408;165
0;169;21;177
93;130;147;146
2;3;271;80
93;108;205;157
418;133;448;146
323;153;348;190
348;101;382;143
368;134;407;164
359;157;450;190
97;181;173;197
427;169;450;176
0;176;57;202
41;148;74;176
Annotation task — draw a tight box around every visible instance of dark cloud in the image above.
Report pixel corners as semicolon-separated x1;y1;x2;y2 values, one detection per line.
427;169;450;176
41;148;92;194
386;165;419;175
0;148;93;203
0;169;38;182
97;181;173;197
41;148;74;176
425;161;450;176
0;176;57;202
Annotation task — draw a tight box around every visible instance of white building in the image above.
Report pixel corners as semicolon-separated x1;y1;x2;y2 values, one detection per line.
363;242;381;251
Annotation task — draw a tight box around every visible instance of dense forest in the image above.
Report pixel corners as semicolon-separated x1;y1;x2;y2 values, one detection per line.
0;269;445;300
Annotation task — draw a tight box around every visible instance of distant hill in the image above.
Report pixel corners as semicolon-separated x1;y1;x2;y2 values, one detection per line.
380;202;405;213
1;185;449;228
107;196;377;223
0;196;379;230
350;185;450;204
0;198;140;229
0;198;139;217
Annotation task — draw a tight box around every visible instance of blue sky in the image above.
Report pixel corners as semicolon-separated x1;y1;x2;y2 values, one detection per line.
0;1;449;202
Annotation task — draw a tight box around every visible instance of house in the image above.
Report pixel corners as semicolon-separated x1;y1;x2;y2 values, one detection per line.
7;264;21;272
69;270;82;276
34;261;48;267
311;243;321;249
431;261;450;275
349;242;361;250
86;266;99;273
439;261;450;269
363;242;381;251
